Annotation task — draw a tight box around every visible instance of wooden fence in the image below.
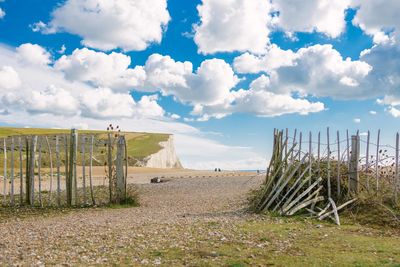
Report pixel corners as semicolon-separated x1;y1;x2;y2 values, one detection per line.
276;128;399;205
0;129;128;207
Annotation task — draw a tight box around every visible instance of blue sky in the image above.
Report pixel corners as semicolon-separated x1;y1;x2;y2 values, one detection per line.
0;0;399;169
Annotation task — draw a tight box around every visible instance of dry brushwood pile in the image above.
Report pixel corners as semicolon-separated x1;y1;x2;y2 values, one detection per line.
250;130;358;225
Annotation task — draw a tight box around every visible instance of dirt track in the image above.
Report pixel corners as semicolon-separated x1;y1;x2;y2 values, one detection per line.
0;172;263;265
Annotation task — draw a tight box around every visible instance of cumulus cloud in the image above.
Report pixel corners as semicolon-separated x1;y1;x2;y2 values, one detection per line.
273;0;350;38
55;48;145;91
16;43;52;66
139;54;239;105
0;8;5;19
233;44;297;74
234;44;373;99
354;118;361;123
35;0;170;51
3;85;79;116
0;44;165;120
80;88;137;118
191;77;325;121
351;0;400;44
194;0;272;54
0;66;21;90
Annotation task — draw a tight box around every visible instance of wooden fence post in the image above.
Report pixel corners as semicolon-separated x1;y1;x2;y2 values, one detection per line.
67;129;77;206
3;138;7;205
107;133;113;203
337;131;341;197
116;136;126;203
29;136;37;206
395;132;399;204
327;127;331;198
19;137;23;205
25;137;30;205
375;129;381;192
45;136;53;203
56;135;61;206
81;135;86;205
89;135;95;205
10;137;14;206
349;135;360;193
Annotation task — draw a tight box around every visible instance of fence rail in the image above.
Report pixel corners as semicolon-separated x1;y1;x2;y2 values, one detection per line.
277;128;399;205
0;129;128;207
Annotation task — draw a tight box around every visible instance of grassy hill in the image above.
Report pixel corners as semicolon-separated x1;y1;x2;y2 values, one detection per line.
0;127;170;167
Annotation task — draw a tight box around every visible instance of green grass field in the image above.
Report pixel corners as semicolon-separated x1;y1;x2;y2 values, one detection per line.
0;127;170;167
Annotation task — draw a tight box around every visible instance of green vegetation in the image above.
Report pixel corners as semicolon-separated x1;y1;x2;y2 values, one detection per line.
117;217;400;266
127;133;169;159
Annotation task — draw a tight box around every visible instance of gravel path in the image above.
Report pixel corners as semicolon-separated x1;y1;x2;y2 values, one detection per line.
0;174;264;266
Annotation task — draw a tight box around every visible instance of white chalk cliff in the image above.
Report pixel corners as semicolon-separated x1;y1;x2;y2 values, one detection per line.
144;135;183;169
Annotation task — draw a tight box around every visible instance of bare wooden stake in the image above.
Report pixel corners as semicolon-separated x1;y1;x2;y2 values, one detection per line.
3;138;7;205
346;129;350;166
395;133;399;204
56;135;61;206
10;137;14;206
285;128;288;158
299;132;302;161
349;135;360;193
337;131;341;197
365;130;370;190
317;131;321;175
45;136;53;203
291;129;297;162
327;127;331;198
81;135;86;205
19;137;23;205
376;129;381;192
89;135;95;205
308;132;312;189
107;133;113;203
29;136;37;206
38;137;43;207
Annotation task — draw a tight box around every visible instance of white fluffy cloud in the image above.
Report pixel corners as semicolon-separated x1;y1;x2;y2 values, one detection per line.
191;76;325;120
0;8;5;19
3;85;79;116
233;44;297;74
55;48;145;91
16;43;51;66
139;54;239;105
351;0;400;44
0;66;21;90
234;44;372;99
35;0;170;51
0;44;165;120
80;88;137;118
273;0;350;38
194;0;272;54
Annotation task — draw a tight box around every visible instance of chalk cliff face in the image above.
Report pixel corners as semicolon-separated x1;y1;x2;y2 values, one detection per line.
144;135;183;169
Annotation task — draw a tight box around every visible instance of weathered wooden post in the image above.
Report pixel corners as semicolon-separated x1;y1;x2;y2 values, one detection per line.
56;135;61;206
10;137;14;206
116;136;126;203
81;135;86;205
3;138;7;205
327;127;331;198
45;136;53;202
395;133;399;204
89;135;95;205
25;137;30;205
29;136;37;206
67;129;77;206
19;137;23;205
107;133;113;203
349;135;360;193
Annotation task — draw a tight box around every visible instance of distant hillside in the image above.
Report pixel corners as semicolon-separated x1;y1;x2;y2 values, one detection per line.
0;127;182;168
